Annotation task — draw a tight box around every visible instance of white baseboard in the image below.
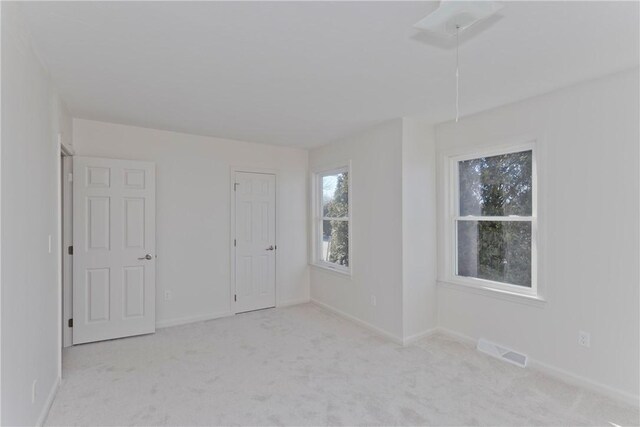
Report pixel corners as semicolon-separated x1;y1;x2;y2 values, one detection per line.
529;358;639;408
434;327;640;408
435;326;476;346
156;311;232;329
402;328;439;346
277;297;310;308
311;299;404;345
311;300;438;346
156;300;311;329
36;376;60;426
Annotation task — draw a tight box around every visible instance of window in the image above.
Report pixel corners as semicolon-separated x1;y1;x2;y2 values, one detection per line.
448;144;537;296
314;166;350;274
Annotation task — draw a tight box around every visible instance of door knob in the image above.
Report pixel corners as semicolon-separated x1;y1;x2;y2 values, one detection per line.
138;254;153;260
266;245;275;251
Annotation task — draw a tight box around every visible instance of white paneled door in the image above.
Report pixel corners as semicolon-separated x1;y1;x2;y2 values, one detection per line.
73;157;156;344
234;172;276;313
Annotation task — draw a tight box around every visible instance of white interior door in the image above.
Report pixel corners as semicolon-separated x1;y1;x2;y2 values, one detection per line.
73;157;156;344
234;172;276;313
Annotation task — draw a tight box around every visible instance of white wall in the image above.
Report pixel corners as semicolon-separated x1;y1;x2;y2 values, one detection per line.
1;2;71;424
309;119;439;343
401;118;437;340
309;120;405;340
435;68;639;401
72;119;309;327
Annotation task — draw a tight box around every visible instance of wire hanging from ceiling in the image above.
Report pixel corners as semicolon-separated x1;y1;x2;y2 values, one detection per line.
412;1;504;124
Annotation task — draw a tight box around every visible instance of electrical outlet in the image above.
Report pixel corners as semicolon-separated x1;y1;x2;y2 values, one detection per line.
370;295;377;307
164;290;172;301
578;331;591;348
32;380;37;404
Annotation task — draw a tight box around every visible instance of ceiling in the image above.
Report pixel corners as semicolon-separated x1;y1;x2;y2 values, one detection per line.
21;1;639;148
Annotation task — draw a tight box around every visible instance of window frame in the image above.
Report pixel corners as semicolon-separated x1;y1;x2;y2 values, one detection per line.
312;164;352;275
445;141;538;297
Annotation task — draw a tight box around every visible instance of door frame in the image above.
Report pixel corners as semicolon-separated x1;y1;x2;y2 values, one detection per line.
61;151;74;348
229;167;278;314
58;137;74;380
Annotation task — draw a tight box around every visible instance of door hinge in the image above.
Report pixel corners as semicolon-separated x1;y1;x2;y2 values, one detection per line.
234;294;237;302
233;183;239;191
68;318;73;328
234;239;236;247
68;245;73;255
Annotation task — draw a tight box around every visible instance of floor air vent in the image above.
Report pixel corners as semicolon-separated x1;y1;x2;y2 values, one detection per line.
477;338;528;368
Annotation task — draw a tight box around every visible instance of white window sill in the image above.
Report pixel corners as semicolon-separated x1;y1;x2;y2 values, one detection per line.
310;263;352;278
437;280;546;308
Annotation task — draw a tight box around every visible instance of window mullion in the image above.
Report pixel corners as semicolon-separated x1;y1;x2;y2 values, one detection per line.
455;216;533;222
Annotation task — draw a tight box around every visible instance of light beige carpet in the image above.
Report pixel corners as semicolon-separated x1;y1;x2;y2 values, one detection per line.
47;304;639;426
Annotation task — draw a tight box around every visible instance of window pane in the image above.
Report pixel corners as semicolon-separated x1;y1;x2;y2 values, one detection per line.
322;172;348;218
457;221;531;287
459;150;532;216
321;220;349;267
